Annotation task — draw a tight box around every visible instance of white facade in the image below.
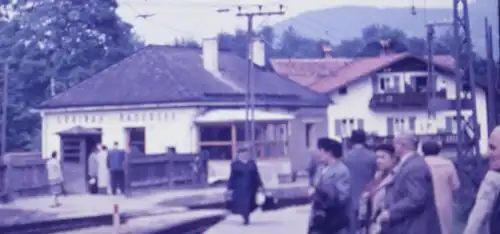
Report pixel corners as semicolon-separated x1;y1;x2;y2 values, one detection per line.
40;107;200;158
327;71;488;153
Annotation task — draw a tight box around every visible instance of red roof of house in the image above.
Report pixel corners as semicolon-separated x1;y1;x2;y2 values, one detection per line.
271;53;455;94
271;58;352;87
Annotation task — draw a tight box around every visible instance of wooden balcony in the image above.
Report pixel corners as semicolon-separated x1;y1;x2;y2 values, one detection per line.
369;91;474;110
342;132;458;149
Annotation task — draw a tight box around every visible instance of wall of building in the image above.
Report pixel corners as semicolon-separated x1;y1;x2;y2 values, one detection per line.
327;71;488;154
41;107;200;158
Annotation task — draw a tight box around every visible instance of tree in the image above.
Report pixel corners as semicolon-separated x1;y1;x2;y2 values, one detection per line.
0;0;142;151
332;24;451;58
275;26;329;58
173;38;200;48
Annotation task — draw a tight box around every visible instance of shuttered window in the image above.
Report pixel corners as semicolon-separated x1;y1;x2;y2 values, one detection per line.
387;118;394;136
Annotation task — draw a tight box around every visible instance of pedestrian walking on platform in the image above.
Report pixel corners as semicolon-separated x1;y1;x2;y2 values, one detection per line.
422;140;460;234
343;130;377;234
46;151;63;207
358;143;398;234
308;138;351;234
378;132;441;234
107;142;126;195
87;146;99;194
464;126;500;234
226;145;264;225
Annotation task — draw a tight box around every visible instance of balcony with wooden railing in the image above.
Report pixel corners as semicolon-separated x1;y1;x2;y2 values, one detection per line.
369;90;473;110
342;132;458;149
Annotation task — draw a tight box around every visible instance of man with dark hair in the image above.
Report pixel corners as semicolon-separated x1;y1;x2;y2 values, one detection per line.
422;140;459;234
308;137;351;234
107;141;126;195
343;129;377;234
421;140;442;156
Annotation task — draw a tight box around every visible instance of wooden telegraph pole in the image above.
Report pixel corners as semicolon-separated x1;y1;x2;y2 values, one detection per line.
219;4;285;156
1;62;8;156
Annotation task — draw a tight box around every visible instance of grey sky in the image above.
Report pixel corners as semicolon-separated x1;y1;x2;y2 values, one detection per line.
117;0;473;44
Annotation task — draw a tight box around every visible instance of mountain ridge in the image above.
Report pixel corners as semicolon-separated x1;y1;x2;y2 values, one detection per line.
273;0;497;57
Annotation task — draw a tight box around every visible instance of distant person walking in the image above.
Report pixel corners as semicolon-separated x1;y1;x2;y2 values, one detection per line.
97;145;110;194
343;130;378;234
308;138;351;234
87;146;99;194
226;145;264;225
422;140;460;234
46;151;63;207
107;142;126;195
379;132;441;234
464;126;500;234
358;144;398;234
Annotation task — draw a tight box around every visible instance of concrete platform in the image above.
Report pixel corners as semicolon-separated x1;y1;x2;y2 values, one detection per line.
55;210;228;234
205;205;311;234
0;181;308;233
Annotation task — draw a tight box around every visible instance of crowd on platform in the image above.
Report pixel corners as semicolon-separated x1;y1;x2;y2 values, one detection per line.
225;127;500;234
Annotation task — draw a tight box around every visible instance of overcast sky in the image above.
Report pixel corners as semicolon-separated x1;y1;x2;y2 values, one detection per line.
117;0;475;45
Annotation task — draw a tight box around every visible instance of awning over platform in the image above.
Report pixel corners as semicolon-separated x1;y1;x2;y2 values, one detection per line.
195;109;294;123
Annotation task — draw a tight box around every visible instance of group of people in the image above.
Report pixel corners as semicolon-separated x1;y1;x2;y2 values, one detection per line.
306;127;500;234
309;130;462;234
45;141;127;207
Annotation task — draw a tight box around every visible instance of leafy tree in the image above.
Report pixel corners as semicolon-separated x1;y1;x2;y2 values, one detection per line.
332;24;451;57
275;26;329;58
0;0;142;151
173;38;200;48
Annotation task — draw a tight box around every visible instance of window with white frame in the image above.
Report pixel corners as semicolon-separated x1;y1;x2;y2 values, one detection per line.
394;117;407;134
335;118;364;137
379;76;393;92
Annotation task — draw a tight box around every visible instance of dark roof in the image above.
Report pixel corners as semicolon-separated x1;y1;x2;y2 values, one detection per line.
39;45;330;109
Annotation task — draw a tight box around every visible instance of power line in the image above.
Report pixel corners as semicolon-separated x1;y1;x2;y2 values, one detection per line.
218;4;285;158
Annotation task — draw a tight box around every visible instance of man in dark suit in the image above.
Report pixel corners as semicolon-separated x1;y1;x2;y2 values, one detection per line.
379;132;441;234
107;141;126;195
343;130;377;234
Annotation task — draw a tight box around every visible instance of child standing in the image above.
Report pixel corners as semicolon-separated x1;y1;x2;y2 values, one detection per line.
46;151;63;207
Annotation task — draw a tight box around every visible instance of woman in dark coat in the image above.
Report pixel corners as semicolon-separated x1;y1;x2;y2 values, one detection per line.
227;146;264;225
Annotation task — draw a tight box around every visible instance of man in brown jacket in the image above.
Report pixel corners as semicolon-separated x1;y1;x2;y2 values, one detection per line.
422;140;460;234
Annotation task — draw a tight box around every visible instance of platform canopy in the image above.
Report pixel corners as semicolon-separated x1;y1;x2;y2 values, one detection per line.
195;109;294;124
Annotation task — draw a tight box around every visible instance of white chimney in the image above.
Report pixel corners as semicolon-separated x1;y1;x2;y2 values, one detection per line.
202;37;218;72
252;39;266;67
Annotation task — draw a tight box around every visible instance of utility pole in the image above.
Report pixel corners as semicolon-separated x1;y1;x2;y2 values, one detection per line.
452;0;480;165
425;22;452;133
1;63;8;156
426;24;436;121
230;5;284;157
486;18;497;134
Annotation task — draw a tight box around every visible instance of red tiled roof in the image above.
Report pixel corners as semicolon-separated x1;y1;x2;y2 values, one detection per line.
309;53;410;93
271;58;352;86
272;53;456;94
